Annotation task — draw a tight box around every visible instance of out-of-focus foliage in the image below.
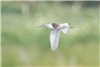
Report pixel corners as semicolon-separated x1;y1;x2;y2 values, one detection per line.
1;1;99;67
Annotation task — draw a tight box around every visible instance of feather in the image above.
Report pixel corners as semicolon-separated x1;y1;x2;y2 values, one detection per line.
50;29;60;52
61;23;69;34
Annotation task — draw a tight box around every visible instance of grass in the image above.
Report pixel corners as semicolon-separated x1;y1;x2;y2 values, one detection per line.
1;1;99;66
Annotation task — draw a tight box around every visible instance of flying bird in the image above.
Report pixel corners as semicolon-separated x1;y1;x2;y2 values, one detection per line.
37;23;74;52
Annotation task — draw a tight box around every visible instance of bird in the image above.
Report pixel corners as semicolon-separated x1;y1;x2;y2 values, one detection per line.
37;23;74;52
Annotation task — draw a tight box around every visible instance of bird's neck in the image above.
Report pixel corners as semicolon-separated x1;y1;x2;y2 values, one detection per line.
44;24;54;29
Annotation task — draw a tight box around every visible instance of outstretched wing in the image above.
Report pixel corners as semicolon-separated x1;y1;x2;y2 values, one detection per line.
50;29;60;52
61;23;69;34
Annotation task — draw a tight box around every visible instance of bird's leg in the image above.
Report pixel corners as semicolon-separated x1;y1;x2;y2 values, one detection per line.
70;27;75;28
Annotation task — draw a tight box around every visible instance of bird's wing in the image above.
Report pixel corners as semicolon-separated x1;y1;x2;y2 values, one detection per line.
61;28;69;34
50;29;60;52
61;23;69;34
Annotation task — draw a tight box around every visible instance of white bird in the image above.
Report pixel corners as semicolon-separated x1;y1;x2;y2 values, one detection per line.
37;23;74;52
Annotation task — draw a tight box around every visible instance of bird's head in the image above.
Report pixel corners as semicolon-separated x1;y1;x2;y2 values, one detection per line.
42;24;47;27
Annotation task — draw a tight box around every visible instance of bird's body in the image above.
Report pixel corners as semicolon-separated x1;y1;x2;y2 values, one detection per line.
38;23;73;52
43;23;69;30
52;23;60;29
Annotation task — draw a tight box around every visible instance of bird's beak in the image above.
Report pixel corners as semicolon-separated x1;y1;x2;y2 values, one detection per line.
37;26;42;28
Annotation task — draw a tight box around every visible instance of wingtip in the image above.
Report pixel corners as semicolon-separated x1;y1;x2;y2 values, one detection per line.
51;50;55;53
64;32;67;34
51;49;56;53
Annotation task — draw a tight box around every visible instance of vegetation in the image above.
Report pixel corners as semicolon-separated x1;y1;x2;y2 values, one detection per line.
1;1;99;67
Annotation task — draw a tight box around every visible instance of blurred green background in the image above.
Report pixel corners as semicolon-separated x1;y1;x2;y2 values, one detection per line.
1;1;99;67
